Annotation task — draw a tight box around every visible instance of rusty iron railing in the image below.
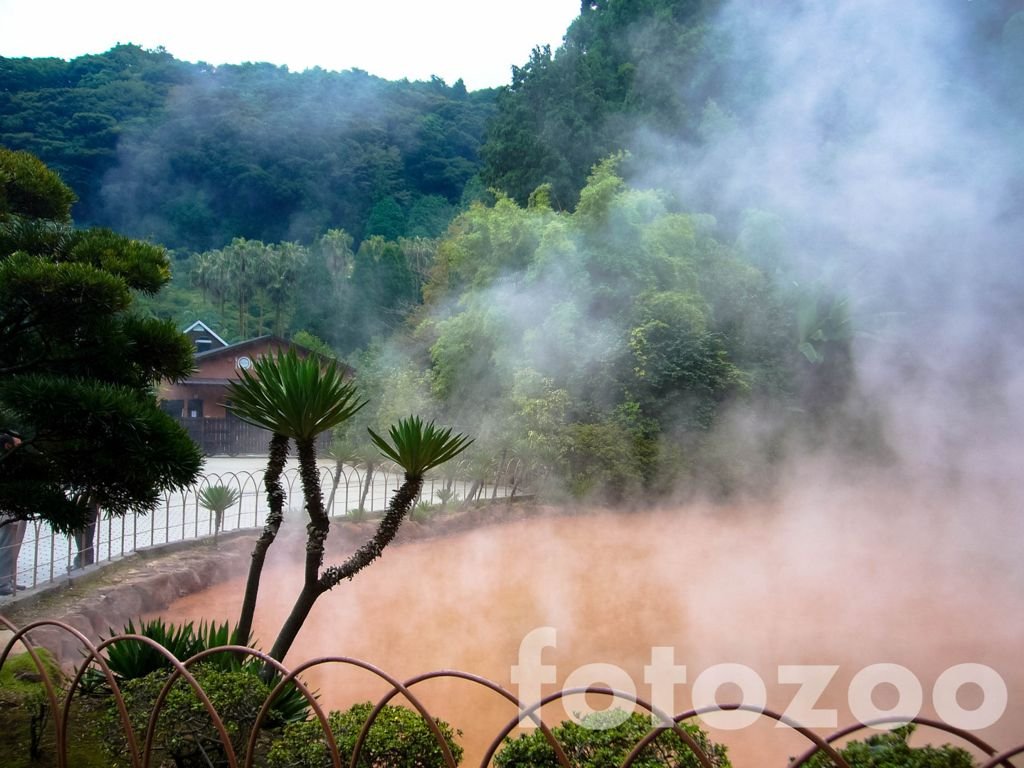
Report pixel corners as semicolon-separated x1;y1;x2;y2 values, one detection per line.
1;617;1019;768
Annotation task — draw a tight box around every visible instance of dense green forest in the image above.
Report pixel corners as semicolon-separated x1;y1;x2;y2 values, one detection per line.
0;44;495;249
3;0;1022;498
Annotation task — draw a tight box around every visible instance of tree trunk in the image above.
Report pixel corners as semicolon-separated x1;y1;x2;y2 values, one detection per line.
491;450;506;500
320;474;422;590
73;501;100;569
267;473;424;671
325;459;344;517
461;479;480;508
237;432;289;646
358;461;375;516
266;436;329;669
264;584;322;676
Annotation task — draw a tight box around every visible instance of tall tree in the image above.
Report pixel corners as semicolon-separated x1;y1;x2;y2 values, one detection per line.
226;352;470;669
0;147;202;532
263;241;307;336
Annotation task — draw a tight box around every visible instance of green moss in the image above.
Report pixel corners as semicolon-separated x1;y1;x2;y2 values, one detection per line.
0;649;110;767
0;647;62;698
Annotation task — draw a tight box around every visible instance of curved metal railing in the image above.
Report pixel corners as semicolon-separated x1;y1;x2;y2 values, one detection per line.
4;457;536;596
0;618;1019;768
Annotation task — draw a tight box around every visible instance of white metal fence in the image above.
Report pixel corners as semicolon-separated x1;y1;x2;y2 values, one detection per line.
3;457;531;597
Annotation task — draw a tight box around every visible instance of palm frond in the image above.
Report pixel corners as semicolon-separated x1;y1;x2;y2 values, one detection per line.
225;350;366;441
367;416;473;478
197;484;240;513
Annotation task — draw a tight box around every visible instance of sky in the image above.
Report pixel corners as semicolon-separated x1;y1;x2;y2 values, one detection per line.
0;0;581;90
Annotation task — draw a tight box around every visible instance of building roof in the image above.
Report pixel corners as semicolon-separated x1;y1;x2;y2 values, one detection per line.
194;334;281;361
183;320;229;348
192;334;354;375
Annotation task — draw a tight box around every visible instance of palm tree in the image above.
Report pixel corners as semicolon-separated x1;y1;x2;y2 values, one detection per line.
225;350;365;651
272;416;471;663
227;352;471;670
263;242;307;336
197;483;240;543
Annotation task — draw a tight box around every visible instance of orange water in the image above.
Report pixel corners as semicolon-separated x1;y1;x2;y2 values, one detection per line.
154;485;1024;766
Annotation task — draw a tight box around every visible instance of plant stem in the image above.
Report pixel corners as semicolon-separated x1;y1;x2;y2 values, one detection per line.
237;432;288;646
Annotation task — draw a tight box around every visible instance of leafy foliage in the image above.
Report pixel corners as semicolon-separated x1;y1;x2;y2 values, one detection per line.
266;701;463;768
103;665;271;768
368;416;474;478
226;350;366;442
495;710;730;768
0;45;496;251
0;148;202;532
414;157;786;498
89;618;311;727
803;725;976;768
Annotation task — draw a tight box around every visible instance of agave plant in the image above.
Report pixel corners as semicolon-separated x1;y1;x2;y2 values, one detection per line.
87;618;311;725
197;483;240;542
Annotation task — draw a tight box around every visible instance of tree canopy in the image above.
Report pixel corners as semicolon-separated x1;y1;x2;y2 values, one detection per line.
0;45;496;251
0;148;202;532
409;156;800;498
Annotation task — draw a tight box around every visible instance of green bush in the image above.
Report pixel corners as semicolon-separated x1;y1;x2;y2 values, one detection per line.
494;710;730;768
804;725;976;767
0;648;111;768
266;701;464;768
87;618;310;726
103;665;271;768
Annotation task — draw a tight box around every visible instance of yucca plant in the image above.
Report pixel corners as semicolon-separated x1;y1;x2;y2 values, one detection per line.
315;417;471;588
367;416;474;477
226;350;365;648
267;416;471;667
227;353;471;673
197;483;240;542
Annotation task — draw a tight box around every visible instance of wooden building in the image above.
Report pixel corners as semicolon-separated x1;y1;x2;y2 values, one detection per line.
160;322;347;454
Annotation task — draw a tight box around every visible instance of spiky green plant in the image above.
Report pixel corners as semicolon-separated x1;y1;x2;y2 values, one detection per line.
85;618;312;725
367;416;474;478
267;417;472;668
197;483;240;541
226;350;366;441
225;350;365;655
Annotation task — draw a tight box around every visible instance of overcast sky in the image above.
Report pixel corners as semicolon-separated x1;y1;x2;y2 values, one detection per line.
0;0;581;90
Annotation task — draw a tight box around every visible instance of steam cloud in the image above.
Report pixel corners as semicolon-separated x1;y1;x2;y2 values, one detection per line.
633;0;1024;485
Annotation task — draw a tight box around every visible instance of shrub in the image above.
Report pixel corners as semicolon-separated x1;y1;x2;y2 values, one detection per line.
803;724;976;767
87;618;310;726
103;665;271;768
266;701;464;768
494;710;730;768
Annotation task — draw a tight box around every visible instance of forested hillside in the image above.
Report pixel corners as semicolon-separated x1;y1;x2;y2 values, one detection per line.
4;0;1022;499
0;44;495;250
481;0;1024;212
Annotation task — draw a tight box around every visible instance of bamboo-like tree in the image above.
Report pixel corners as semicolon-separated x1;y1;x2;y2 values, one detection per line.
227;351;471;669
